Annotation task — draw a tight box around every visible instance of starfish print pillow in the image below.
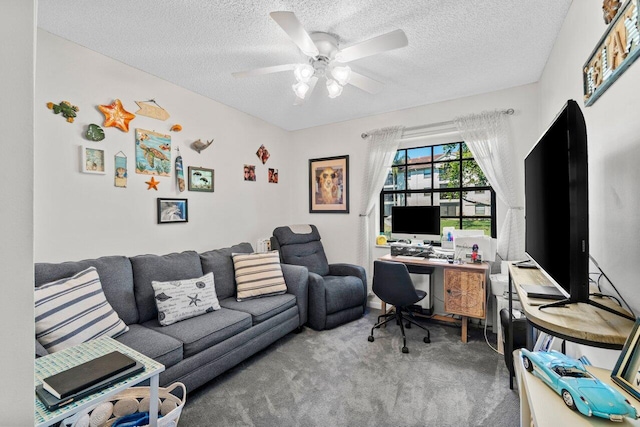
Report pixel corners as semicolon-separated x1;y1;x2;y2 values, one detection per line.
151;272;221;326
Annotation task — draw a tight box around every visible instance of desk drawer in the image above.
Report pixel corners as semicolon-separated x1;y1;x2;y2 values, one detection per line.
444;268;486;318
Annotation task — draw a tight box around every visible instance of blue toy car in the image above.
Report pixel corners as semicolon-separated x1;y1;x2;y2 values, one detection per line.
521;349;639;422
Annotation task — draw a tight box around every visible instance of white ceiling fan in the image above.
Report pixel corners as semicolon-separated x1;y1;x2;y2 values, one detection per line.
232;11;408;105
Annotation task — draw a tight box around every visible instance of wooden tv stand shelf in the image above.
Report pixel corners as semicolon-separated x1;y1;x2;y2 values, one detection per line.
507;263;634;349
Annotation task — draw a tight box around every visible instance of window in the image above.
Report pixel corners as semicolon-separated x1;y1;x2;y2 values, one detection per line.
380;142;496;237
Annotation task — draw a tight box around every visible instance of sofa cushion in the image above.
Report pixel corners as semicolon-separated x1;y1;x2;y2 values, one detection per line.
35;256;138;325
35;267;129;353
152;272;221;326
200;243;253;300
142;308;252;358
130;251;204;323
219;294;296;325
323;275;366;315
115;324;183;369
233;251;287;301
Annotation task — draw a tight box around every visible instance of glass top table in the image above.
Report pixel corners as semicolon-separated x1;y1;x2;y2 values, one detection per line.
35;336;164;427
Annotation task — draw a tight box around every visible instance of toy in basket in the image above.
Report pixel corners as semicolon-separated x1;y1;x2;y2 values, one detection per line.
62;382;186;427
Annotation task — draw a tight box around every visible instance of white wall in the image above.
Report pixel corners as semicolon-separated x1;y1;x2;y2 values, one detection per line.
35;30;294;262
288;83;540;315
538;0;640;367
0;2;36;424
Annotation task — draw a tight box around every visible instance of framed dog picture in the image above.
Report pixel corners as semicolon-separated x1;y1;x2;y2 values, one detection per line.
309;155;349;213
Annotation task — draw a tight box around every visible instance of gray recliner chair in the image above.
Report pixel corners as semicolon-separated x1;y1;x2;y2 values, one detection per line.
271;225;367;330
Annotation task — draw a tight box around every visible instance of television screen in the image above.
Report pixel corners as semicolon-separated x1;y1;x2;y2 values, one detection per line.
524;100;589;302
391;206;440;236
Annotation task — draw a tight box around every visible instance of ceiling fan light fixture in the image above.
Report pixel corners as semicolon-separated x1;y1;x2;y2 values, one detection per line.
294;64;315;83
326;79;343;98
331;66;352;85
292;81;310;99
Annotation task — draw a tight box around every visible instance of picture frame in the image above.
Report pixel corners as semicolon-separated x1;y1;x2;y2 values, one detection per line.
188;166;214;192
81;146;106;174
612;317;640;401
157;198;188;224
309;155;349;213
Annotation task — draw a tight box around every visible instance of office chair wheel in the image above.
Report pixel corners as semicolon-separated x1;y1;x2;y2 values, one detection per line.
402;346;409;354
368;336;375;342
405;322;411;329
423;336;430;343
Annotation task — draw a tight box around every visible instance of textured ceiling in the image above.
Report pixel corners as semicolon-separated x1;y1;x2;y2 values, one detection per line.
37;0;572;131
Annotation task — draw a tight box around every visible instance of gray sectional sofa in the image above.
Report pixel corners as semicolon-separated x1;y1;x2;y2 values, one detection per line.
34;243;308;393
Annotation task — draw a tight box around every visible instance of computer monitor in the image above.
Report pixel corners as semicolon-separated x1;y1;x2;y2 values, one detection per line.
391;206;441;244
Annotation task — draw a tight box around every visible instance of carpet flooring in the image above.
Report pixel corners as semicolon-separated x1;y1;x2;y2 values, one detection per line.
179;310;520;426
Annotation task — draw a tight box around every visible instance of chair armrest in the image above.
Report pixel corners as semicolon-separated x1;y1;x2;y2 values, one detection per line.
329;263;366;280
281;264;309;327
307;272;326;330
329;263;367;312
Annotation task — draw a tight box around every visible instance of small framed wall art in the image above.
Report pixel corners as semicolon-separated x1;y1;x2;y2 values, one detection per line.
244;165;256;181
135;128;172;176
81;146;106;174
114;151;127;187
188;166;214;192
268;168;278;183
157;198;188;224
611;317;640;401
309;155;349;213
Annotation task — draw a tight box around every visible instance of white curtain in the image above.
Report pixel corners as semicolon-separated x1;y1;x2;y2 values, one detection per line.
357;126;404;287
454;111;525;261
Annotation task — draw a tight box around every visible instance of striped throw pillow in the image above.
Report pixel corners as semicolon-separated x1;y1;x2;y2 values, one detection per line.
35;267;129;353
233;251;287;301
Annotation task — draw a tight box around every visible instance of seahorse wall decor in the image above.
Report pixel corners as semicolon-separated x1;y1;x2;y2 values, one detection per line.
191;139;214;154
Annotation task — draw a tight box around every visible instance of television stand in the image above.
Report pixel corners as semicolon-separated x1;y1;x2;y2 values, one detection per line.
505;263;635;390
539;298;635;321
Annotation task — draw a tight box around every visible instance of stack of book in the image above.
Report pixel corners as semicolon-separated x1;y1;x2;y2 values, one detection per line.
36;351;144;411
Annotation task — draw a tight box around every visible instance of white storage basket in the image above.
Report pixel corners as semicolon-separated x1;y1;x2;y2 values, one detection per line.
62;382;186;427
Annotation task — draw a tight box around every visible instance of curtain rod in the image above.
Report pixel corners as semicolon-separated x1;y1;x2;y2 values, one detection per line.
360;108;515;139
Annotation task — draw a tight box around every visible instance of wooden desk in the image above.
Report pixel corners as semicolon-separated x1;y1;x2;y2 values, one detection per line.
508;264;634;348
378;254;489;343
514;349;640;426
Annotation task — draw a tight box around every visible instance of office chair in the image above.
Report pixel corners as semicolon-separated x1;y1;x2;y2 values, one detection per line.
368;260;431;353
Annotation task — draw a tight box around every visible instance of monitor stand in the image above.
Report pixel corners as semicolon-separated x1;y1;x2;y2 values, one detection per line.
539;298;635;321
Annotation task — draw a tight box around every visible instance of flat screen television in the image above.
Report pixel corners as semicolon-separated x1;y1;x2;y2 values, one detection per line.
524;100;631;319
391;205;440;243
525;99;589;303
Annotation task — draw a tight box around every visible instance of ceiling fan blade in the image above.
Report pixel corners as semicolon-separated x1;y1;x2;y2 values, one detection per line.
335;29;408;63
270;11;319;57
232;64;296;78
348;72;384;94
294;76;318;105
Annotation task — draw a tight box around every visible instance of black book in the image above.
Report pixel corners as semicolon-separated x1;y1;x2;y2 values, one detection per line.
521;284;565;300
36;360;144;411
42;351;136;399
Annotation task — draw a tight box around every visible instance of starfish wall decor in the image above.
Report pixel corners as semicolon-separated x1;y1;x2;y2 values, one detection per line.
98;99;136;132
145;176;160;190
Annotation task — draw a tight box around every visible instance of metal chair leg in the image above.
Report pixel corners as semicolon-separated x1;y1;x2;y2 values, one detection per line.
369;314;397;340
397;311;409;353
